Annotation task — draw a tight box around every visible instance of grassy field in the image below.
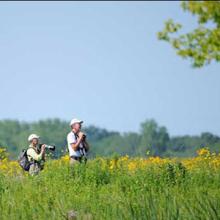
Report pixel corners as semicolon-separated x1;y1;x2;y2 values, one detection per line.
0;148;220;220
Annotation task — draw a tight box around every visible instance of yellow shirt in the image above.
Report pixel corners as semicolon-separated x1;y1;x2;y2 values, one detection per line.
27;145;43;162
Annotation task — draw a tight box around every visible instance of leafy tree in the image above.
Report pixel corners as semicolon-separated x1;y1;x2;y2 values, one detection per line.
169;135;202;157
84;125;119;142
201;132;220;145
92;134;125;156
139;119;170;156
122;132;141;155
0;118;220;159
158;1;220;67
91;132;141;157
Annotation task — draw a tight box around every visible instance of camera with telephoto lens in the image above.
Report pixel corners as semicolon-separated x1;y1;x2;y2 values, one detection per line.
77;133;86;141
82;134;86;140
39;143;56;151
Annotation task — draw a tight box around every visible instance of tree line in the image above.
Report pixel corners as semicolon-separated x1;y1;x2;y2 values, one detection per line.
0;118;219;159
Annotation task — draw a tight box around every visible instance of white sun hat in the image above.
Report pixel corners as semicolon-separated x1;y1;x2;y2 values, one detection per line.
69;118;83;127
28;134;40;142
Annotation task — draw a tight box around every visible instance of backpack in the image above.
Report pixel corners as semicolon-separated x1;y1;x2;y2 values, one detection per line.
18;148;33;171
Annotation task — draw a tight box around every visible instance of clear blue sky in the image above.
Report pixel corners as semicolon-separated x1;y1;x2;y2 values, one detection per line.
0;2;219;136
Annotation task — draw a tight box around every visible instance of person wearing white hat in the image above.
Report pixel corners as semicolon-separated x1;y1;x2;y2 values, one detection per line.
26;134;46;175
67;118;89;165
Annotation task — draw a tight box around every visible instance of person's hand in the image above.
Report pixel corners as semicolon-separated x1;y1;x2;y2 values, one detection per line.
41;144;46;152
78;131;85;139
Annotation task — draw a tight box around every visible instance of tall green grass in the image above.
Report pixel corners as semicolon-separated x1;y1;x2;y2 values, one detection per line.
0;159;220;220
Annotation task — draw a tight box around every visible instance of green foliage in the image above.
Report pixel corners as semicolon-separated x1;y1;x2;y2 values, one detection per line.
0;119;69;159
0;118;220;159
0;160;220;219
158;1;220;67
0;148;8;160
139;119;169;156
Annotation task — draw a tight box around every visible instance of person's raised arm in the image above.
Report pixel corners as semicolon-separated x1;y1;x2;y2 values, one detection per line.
70;132;84;151
27;145;45;161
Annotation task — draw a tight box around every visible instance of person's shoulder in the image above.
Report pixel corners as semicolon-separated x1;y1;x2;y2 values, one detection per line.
67;131;76;139
67;131;73;138
27;147;35;154
67;131;76;143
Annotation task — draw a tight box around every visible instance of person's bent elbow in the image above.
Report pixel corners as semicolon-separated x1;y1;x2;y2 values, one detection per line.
35;153;43;161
